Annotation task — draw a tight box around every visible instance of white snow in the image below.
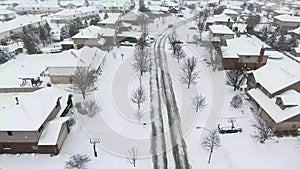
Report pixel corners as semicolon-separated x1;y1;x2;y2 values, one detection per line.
221;35;269;58
0;15;46;34
274;14;300;23
253;57;300;95
248;88;300;123
0;87;69;131
72;25;115;39
209;25;235;35
38;117;70;146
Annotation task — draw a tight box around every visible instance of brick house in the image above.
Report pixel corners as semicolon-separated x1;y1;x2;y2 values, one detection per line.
220;35;269;70
247;58;300;133
0;87;72;154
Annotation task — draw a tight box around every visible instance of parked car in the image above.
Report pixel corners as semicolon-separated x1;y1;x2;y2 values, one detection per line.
168;24;174;28
120;41;135;47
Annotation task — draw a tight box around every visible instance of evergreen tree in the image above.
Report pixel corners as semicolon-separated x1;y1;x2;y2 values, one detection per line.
267;31;277;47
60;26;70;40
75;17;84;29
22;27;39;54
69;22;79;37
261;26;268;42
39;24;47;47
276;29;287;51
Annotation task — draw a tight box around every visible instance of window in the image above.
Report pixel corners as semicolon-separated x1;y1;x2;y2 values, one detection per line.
32;146;38;150
7;131;13;136
3;144;11;150
245;56;251;59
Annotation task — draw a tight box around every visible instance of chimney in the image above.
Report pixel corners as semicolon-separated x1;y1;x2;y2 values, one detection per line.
15;97;19;105
258;45;265;63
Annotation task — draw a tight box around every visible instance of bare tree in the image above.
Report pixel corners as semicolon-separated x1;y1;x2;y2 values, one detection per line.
181;56;199;89
131;85;147;112
70;67;97;99
230;94;243;108
132;47;151;76
173;43;186;63
192;94;206;112
226;67;245;91
196;8;209;40
65;154;91;169
168;28;178;54
138;13;149;38
206;44;220;71
251;113;273;143
201;130;220;164
127;148;138;167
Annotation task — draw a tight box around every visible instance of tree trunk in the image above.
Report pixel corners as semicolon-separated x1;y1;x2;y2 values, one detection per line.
82;91;86;100
208;148;213;164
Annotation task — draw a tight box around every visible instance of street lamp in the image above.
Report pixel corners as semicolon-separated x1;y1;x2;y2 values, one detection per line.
90;138;100;157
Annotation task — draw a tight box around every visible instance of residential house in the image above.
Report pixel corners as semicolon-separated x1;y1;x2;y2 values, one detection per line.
247;58;300;133
273;9;293;16
273;14;300;29
0;87;72;154
220;35;269;70
223;9;239;21
120;11;149;25
15;3;62;14
47;46;107;84
209;25;235;42
59;1;83;9
95;0;132;13
51;7;99;24
0;15;47;42
72;25;116;50
98;13;121;29
291;47;300;57
206;14;234;29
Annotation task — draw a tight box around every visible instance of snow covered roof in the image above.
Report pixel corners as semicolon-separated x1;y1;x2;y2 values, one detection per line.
209;25;235;35
0;15;46;34
48;46;107;74
38;117;70;146
99;13;121;25
293;47;300;53
59;0;84;7
277;90;300;106
223;9;239;15
15;3;61;9
221;35;269;58
55;7;98;17
0;87;69;131
274;14;300;23
253;58;300;95
265;51;285;59
121;11;148;21
206;14;233;23
248;88;300;123
0;46;106;87
274;9;293;15
72;25;115;39
291;27;300;35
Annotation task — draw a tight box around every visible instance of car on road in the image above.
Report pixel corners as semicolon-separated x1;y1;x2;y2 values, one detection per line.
168;24;173;28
